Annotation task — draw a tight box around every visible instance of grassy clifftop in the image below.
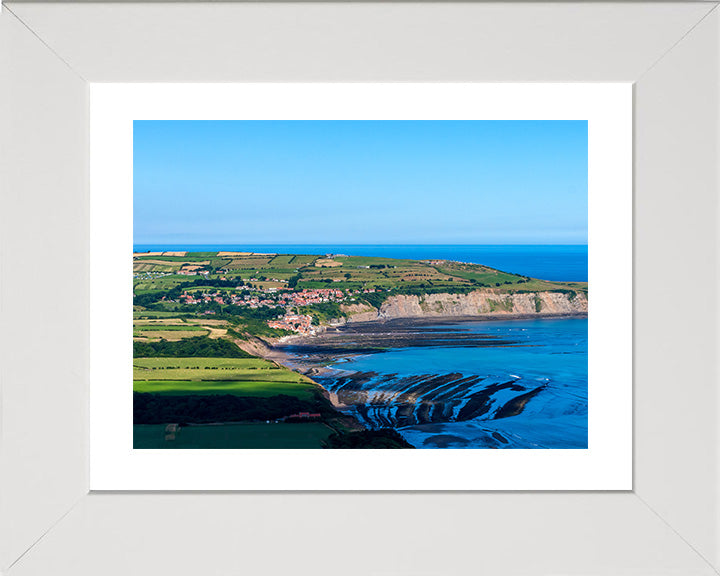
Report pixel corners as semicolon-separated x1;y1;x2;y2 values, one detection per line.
134;250;587;296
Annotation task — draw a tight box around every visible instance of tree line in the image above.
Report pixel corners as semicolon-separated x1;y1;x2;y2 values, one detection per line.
133;392;335;424
133;336;252;358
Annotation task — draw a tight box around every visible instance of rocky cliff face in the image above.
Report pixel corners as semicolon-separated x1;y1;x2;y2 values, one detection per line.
343;290;587;322
339;303;379;322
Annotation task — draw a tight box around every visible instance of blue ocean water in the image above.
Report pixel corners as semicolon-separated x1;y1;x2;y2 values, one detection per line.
133;244;588;282
305;317;588;449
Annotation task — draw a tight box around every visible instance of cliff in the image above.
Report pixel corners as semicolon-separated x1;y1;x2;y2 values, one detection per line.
338;303;380;322
341;290;587;322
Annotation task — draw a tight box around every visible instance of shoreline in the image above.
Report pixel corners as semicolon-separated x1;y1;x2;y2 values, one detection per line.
282;311;588;345
248;311;588;365
347;311;588;326
233;335;352;410
243;312;587;407
231;312;588;444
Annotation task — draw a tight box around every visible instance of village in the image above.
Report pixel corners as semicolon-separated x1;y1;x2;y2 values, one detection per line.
173;286;380;335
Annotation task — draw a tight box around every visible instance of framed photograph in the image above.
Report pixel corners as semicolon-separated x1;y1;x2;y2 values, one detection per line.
90;83;631;490
2;2;719;575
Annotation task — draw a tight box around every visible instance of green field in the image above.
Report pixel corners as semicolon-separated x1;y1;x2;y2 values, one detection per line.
134;253;217;261
134;329;210;340
290;253;549;292
267;254;296;266
135;357;272;369
133;262;181;273
134;422;334;449
134;324;208;332
133;250;586;297
288;254;318;266
133;356;318;399
434;265;519;285
133;357;309;381
134;310;191;319
133;275;194;292
132;379;318;399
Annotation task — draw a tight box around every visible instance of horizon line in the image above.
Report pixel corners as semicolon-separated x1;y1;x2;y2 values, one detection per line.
133;242;589;247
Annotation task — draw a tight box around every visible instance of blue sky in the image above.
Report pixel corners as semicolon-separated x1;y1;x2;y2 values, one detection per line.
134;120;587;245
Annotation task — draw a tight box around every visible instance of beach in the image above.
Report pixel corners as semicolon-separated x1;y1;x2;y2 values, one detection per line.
266;315;588;448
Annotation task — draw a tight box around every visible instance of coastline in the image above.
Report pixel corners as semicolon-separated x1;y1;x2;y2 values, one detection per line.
242;312;588;409
347;311;588;326
232;335;351;410
245;311;588;363
258;313;589;448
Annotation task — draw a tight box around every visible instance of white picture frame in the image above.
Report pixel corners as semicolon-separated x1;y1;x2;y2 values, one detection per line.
2;2;719;574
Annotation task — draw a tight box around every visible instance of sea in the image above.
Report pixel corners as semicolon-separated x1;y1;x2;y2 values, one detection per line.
133;244;588;282
281;317;588;449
